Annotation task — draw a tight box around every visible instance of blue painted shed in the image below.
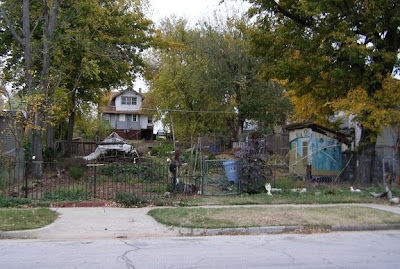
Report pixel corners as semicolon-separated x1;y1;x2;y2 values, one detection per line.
285;122;351;180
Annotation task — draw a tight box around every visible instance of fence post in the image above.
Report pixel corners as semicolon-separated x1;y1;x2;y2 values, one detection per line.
24;161;28;198
87;163;104;199
94;165;97;198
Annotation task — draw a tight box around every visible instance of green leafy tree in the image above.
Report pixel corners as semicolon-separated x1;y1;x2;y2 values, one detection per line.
74;114;112;141
1;0;60;177
51;0;153;156
248;0;400;183
248;0;399;136
143;18;231;143
144;15;292;143
1;0;153;163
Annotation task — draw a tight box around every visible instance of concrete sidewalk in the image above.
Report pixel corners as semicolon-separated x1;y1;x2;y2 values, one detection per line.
0;207;181;240
1;204;400;240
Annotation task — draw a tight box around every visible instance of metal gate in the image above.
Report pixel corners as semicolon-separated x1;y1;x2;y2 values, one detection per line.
202;159;241;196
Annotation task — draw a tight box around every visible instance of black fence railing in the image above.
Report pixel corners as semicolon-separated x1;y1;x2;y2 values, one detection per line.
0;160;184;201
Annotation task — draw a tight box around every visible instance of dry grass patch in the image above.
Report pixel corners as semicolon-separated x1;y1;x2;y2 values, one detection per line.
148;206;400;229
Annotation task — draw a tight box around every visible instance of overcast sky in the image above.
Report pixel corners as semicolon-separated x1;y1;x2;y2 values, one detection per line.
149;0;250;25
133;0;251;92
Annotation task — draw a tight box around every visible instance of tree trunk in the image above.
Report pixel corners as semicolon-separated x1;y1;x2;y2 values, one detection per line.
354;127;377;185
65;91;76;157
42;0;59;151
22;0;33;94
31;116;44;178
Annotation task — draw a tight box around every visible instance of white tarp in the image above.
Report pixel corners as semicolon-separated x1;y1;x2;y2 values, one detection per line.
83;132;137;161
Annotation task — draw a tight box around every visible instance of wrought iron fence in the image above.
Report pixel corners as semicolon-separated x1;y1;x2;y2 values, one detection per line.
0;160;175;201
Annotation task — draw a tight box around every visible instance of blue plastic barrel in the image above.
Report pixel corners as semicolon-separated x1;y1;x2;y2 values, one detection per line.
223;160;239;183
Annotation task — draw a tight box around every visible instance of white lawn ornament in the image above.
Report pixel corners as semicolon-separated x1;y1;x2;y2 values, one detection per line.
389;197;400;205
291;188;307;193
265;183;272;196
350;186;362;193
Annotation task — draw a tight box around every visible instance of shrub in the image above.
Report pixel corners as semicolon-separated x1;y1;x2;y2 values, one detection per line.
275;176;297;191
0;196;31;207
150;143;174;156
42;188;89;201
240;150;272;194
115;191;148;207
43;147;58;162
99;163;142;176
323;187;342;196
69;165;84;180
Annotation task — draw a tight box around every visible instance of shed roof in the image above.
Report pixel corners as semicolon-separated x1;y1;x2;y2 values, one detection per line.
284;122;351;146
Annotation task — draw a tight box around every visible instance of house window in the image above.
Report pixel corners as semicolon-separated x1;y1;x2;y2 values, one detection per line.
121;96;137;105
303;141;308;157
102;114;110;124
148;118;153;124
130;115;137;122
119;114;126;122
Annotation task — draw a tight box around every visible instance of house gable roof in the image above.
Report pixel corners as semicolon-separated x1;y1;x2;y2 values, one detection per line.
108;90;143;106
99;89;146;114
284;122;351;146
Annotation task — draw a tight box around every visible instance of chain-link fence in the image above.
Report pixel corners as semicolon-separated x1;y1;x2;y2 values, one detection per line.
202;159;241;195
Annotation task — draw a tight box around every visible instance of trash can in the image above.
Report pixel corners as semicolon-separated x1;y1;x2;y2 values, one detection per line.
223;160;239;183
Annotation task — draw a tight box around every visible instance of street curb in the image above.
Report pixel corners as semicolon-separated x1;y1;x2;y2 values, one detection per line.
331;224;400;232
178;226;297;236
177;224;400;236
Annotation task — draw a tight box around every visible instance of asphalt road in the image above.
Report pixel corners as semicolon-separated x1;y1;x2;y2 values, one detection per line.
1;231;400;269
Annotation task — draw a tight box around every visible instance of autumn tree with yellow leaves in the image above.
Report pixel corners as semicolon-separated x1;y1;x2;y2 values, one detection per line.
248;0;400;183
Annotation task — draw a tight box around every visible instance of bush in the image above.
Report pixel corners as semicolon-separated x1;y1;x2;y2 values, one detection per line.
275;176;297;191
42;188;89;201
150;143;174;156
43;147;58;162
0;196;31;207
69;165;84;180
115;191;148;207
323;187;342;196
99;163;142;176
240;153;272;194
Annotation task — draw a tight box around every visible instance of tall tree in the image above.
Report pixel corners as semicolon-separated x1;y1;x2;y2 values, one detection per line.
1;0;59;177
52;0;153;156
1;0;153;162
197;17;292;138
143;18;232;142
248;0;400;182
144;16;292;142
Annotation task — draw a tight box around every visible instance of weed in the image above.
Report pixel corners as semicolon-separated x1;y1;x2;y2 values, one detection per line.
69;165;84;180
275;176;296;190
150;143;174;156
42;188;89;201
323;187;342;196
0;196;31;207
115;191;148;207
99;163;142;176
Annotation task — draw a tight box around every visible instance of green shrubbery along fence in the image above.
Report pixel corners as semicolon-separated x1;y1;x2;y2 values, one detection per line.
0;160;178;202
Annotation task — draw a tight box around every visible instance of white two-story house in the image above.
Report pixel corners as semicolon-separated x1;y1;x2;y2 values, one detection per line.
99;89;153;140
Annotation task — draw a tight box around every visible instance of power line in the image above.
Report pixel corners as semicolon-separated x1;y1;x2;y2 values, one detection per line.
140;107;236;114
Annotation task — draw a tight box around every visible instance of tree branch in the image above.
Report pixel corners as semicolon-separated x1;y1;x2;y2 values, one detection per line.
268;0;313;27
0;8;24;45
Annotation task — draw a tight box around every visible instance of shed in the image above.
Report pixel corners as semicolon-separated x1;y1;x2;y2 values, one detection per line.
285;122;351;181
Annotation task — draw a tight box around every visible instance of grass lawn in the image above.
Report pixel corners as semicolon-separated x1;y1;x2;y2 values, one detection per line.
176;190;381;207
0;208;58;232
148;206;400;229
